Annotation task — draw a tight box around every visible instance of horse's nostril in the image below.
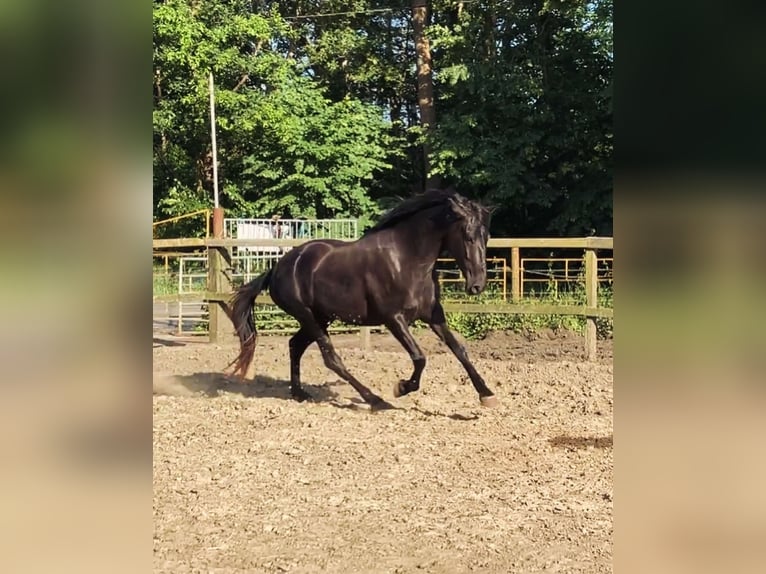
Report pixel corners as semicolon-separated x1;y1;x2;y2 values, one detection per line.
469;285;481;294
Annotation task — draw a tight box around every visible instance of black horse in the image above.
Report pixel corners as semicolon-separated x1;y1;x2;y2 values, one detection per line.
228;188;498;410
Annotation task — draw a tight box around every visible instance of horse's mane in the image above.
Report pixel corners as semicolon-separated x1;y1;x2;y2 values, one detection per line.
365;188;483;235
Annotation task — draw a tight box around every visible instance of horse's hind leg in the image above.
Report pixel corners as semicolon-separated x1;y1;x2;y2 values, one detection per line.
314;332;393;410
289;326;318;402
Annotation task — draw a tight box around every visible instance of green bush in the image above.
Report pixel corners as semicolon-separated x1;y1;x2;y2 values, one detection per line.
153;269;176;297
441;278;613;340
445;310;586;340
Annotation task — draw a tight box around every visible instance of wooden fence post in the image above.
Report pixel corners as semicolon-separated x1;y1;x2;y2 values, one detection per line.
208;208;232;343
584;248;598;360
511;247;521;301
360;326;371;350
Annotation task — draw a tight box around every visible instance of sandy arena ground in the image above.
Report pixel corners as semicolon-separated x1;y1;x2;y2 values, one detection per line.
153;329;613;573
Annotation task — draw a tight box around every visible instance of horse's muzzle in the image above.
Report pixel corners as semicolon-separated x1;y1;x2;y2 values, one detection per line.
467;283;483;295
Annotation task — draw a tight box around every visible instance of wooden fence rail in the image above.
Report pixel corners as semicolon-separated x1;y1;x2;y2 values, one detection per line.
153;236;613;360
152;236;614;250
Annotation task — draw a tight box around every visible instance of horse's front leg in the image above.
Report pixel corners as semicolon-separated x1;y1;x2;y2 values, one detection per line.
385;315;426;398
429;306;497;407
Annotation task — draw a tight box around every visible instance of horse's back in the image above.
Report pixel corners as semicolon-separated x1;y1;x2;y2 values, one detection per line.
270;238;374;319
270;239;345;304
271;235;434;324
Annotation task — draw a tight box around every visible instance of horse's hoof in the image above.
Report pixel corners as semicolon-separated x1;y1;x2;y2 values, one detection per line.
479;395;499;408
392;380;408;398
292;389;313;403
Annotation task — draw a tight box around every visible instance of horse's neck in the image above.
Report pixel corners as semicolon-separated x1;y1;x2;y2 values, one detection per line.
376;219;445;264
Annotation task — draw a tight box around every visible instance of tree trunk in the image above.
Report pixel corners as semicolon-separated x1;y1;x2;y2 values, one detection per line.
154;69;167;152
411;0;440;189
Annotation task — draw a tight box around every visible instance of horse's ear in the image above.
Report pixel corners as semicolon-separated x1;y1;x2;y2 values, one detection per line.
446;194;469;218
479;203;497;225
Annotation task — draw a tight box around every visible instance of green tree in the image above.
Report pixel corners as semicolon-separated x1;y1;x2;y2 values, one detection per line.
429;0;613;236
153;0;613;238
238;78;397;221
153;0;398;235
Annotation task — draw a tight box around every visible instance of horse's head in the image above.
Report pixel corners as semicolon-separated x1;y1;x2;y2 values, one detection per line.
442;194;491;295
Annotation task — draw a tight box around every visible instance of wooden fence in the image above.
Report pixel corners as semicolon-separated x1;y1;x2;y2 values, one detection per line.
152;236;613;360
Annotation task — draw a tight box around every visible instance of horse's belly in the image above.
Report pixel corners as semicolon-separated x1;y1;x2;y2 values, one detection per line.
324;305;375;325
311;284;367;322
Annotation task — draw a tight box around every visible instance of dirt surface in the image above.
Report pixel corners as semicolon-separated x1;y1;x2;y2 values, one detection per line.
154;330;613;573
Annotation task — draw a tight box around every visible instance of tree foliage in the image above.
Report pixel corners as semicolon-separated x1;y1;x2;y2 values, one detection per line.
239;80;396;222
429;0;613;236
153;0;397;234
153;0;612;237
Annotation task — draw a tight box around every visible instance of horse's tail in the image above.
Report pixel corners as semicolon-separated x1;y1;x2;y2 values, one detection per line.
227;268;274;379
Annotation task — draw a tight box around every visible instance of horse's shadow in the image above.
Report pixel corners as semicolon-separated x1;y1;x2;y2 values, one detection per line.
154;373;488;418
153;371;342;403
548;435;613;449
410;407;480;421
153;337;186;348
